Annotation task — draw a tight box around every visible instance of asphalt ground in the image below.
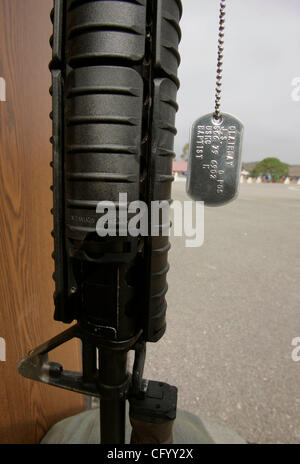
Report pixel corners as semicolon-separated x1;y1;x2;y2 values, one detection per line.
143;182;300;444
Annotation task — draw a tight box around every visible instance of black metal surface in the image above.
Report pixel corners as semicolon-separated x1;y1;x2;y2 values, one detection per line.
64;65;143;264
144;77;178;342
154;0;182;87
19;0;183;445
49;0;182;342
132;341;147;396
66;0;147;66
129;380;177;424
98;348;128;444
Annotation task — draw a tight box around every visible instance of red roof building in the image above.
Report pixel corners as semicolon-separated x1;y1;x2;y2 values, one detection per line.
172;161;187;173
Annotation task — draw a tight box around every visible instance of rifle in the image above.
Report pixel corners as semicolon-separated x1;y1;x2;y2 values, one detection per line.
19;0;182;444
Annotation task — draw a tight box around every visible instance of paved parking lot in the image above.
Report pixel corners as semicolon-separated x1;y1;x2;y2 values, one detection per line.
145;182;300;444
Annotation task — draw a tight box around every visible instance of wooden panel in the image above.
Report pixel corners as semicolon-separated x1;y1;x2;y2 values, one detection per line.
0;0;85;443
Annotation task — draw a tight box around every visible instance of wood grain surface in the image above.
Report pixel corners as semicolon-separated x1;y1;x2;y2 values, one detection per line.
0;0;85;444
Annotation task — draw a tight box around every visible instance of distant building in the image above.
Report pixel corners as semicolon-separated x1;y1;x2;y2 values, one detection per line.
240;169;249;183
289;165;300;177
173;161;187;175
242;162;257;173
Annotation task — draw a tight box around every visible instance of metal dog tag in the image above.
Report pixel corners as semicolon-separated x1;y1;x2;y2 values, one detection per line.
186;113;244;206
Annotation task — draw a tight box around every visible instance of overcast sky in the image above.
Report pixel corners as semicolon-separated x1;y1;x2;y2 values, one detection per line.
175;0;300;165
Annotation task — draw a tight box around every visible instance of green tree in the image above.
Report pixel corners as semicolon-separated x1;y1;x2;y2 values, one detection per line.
181;143;189;161
250;158;289;177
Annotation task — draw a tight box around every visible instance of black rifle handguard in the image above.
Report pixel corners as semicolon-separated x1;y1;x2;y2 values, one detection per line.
19;0;182;445
50;0;182;343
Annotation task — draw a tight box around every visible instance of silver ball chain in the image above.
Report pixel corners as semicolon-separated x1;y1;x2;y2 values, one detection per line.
214;1;226;120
